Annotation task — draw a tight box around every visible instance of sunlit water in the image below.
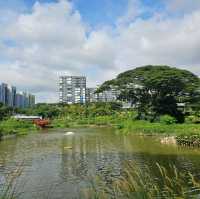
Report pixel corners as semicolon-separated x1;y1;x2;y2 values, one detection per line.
1;127;200;198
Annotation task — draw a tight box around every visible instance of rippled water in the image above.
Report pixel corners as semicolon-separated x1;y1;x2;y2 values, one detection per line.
1;127;200;198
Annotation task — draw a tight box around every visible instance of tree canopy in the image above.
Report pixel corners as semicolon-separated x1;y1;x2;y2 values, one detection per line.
97;65;200;122
0;103;14;121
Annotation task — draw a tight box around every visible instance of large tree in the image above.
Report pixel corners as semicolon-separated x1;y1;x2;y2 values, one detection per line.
97;65;200;122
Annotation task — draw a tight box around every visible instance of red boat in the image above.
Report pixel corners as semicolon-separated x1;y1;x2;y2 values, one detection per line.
33;119;50;128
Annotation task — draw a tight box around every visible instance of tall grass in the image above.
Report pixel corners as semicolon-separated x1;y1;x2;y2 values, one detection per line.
0;163;23;199
0;119;37;136
117;119;200;136
83;162;200;199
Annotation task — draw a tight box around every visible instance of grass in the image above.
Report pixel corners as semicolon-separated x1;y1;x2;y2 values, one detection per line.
51;112;200;137
0;119;37;138
116;119;200;136
55;114;200;147
51;115;200;148
0;163;23;199
83;161;200;199
1;111;200;143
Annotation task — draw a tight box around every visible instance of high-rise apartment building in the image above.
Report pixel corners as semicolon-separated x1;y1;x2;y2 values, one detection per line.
7;86;17;107
59;76;86;104
86;87;119;103
0;82;35;108
0;83;8;104
28;94;36;108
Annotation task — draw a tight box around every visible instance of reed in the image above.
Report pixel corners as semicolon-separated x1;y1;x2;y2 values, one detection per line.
83;162;200;199
0;163;23;199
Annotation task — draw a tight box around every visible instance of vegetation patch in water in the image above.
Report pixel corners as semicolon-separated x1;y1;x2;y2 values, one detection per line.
176;134;200;147
84;162;200;199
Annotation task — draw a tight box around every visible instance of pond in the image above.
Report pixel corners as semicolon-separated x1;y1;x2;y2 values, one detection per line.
0;127;200;198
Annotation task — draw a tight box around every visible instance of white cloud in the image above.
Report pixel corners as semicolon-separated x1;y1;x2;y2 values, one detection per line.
165;0;200;14
0;0;200;102
117;0;143;25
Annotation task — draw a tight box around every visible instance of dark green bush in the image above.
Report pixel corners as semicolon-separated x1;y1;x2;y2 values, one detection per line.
160;115;177;125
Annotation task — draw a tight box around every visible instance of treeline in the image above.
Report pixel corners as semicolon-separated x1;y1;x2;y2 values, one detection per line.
2;65;200;126
20;102;123;119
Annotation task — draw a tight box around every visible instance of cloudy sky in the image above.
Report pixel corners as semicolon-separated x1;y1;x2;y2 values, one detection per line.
0;0;200;102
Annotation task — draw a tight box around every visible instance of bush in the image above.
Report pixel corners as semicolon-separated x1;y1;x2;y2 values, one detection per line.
185;115;200;124
160;115;177;125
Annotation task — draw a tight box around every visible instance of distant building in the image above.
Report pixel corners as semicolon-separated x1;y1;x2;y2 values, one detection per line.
28;94;36;107
7;86;17;107
98;89;119;102
59;76;86;104
0;83;8;104
86;88;98;103
86;87;119;103
58;75;120;104
0;82;35;108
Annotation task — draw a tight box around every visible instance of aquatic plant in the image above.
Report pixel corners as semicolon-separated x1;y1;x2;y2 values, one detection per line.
176;134;200;147
83;162;200;199
0;163;23;199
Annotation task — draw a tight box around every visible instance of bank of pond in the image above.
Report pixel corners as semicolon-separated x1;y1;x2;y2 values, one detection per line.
1;116;200;148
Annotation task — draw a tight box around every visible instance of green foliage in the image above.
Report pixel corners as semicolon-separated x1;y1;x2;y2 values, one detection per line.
160;115;177;125
176;134;200;147
185;115;200;124
0;103;14;121
98;65;200;123
0;129;3;140
0;119;36;136
22;102;122;120
24;103;61;119
0;102;124;137
116;119;200;135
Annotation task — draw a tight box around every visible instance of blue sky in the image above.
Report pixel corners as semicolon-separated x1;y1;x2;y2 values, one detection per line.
0;0;198;26
0;0;126;29
0;0;167;26
0;0;200;102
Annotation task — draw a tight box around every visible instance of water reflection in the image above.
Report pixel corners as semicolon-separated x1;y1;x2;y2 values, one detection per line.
0;127;200;198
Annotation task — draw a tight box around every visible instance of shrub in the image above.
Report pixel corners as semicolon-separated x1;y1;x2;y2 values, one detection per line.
160;115;177;125
185;115;200;124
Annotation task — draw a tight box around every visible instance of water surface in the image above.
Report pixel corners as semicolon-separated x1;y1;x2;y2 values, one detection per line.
0;127;200;198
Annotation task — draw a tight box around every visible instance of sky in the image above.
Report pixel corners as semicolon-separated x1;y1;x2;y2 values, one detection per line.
0;0;200;102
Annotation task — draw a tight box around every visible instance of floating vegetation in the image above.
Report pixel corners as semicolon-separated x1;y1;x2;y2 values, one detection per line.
176;134;200;147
